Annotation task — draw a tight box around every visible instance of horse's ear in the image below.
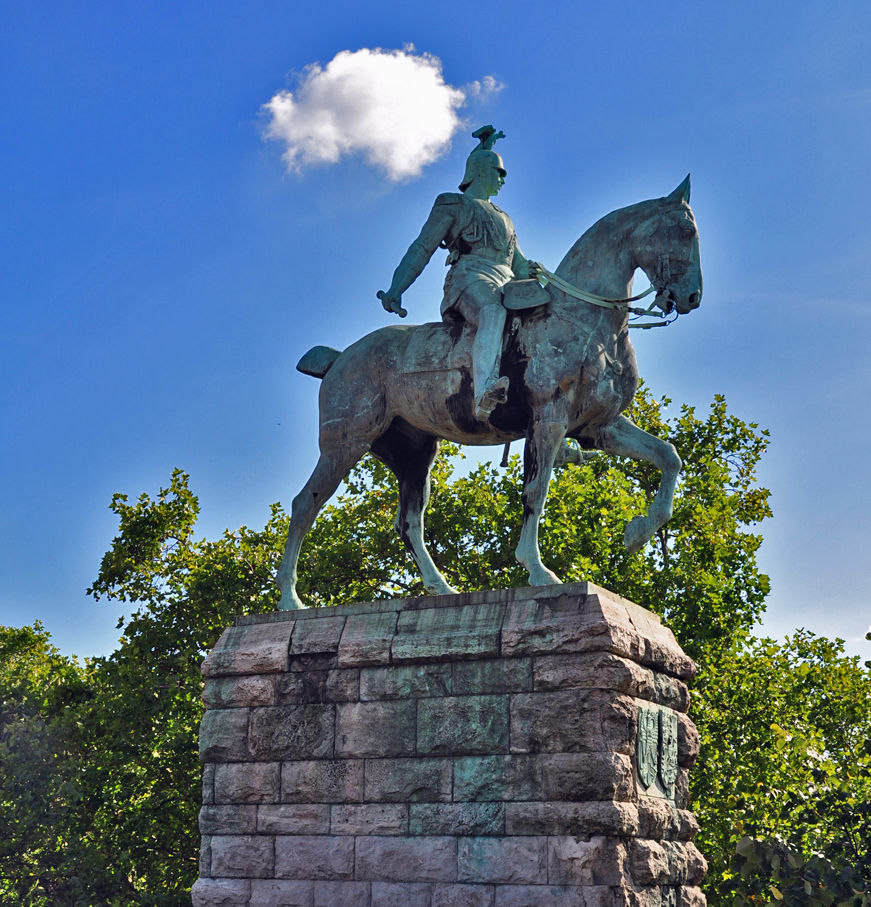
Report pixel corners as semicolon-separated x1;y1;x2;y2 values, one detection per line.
667;174;691;204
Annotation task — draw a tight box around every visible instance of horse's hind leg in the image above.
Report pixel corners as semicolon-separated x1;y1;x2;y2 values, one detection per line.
515;419;567;586
595;415;682;554
276;442;368;610
373;430;457;596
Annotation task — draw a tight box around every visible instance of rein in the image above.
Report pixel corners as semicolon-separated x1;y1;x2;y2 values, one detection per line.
533;260;677;330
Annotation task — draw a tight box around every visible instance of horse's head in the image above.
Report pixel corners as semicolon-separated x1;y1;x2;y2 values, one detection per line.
634;176;703;315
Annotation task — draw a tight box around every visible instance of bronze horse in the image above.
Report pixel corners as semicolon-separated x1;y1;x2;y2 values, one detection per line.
277;177;702;609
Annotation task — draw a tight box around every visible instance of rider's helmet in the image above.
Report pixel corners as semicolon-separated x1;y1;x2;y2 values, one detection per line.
458;125;507;191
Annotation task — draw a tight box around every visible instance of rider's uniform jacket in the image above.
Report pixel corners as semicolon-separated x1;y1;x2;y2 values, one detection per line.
424;193;523;319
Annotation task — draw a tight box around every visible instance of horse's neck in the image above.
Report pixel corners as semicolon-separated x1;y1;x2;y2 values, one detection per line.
555;204;645;299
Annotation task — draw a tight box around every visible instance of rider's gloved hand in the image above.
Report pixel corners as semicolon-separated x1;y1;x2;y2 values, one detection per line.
377;289;408;318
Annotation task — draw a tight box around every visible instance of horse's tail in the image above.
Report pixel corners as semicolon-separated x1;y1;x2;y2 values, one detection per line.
296;345;342;379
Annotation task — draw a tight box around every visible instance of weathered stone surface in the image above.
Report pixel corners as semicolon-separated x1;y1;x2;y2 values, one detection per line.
459;836;547;885
540;753;634;801
505;802;639;837
200;804;258;834
275;835;354;880
199;708;250;763
191;878;250;907
418;695;509;756
331;804;409;835
211;835;275;878
356;835;457;882
203;675;277;709
257;804;330;835
393;603;505;663
493;885;587;907
453;658;533;695
454;755;543;802
636;800;698;841
510;691;635;755
282;759;364;803
371;882;433;907
335;700;416;758
215;762;280;804
411;802;504;836
200;835;211;876
361;662;452;700
338;611;399;667
203;623;294;678
433;884;496;907
548;836;627;886
248;705;335;760
677;887;707;907
276;669;360;704
288;653;338;673
314;881;371;907
249;879;314;907
628;841;707;886
290;615;346;656
203;763;215;805
365;757;452;802
676;714;699;768
674;769;690;810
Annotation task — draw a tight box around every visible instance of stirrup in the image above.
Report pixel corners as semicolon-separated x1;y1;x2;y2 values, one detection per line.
474;377;510;420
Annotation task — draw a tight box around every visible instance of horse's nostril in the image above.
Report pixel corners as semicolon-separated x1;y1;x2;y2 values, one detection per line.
688;292;700;307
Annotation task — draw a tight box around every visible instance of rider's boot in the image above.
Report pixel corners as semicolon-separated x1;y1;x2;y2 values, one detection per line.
472;303;509;421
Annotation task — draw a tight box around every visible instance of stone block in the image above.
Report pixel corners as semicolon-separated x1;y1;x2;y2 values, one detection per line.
314;881;371;907
199;708;250;763
393;603;506;663
454;755;542;802
288;653;338;673
356;835;457;882
636;800;698;841
418;695;508;756
258;804;330;835
338;611;399;667
275;835;354;880
203;675;277;709
628;841;707;886
191;878;251;907
371;882;433;907
282;759;364;803
410;802;504;836
203;763;215;805
200;835;211;876
674;769;690;810
510;691;635;755
203;623;294;677
331;804;409;835
547;836;626;886
200;804;258;834
248;705;335;760
453;658;533;695
364;757;452;802
505;802;639;837
676;714;700;768
211;835;275;878
458;837;547;885
540;753;634;801
290;615;346;655
250;879;314;907
276;669;359;705
493;885;587;907
215;762;280;804
361;662;452;700
335;700;416;758
433;884;496;907
677;887;707;907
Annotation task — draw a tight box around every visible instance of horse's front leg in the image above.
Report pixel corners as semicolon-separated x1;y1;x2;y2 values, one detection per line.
515;419;567;586
596;415;682;555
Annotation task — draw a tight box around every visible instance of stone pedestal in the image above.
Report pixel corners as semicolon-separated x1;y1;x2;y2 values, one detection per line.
193;582;706;907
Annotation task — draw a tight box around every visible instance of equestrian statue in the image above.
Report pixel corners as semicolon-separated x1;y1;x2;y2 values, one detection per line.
276;127;703;610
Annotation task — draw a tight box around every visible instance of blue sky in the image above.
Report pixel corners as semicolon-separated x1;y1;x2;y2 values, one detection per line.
2;0;869;659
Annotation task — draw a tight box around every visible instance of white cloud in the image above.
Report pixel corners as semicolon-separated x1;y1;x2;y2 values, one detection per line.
263;48;499;181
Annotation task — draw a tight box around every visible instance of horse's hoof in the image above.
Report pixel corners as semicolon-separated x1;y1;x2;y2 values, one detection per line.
624;516;652;555
277;590;307;611
528;566;562;586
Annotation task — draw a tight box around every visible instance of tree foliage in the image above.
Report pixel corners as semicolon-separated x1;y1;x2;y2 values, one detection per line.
1;387;869;906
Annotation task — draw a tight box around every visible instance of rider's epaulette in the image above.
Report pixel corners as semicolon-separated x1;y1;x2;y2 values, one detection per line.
433;192;462;207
